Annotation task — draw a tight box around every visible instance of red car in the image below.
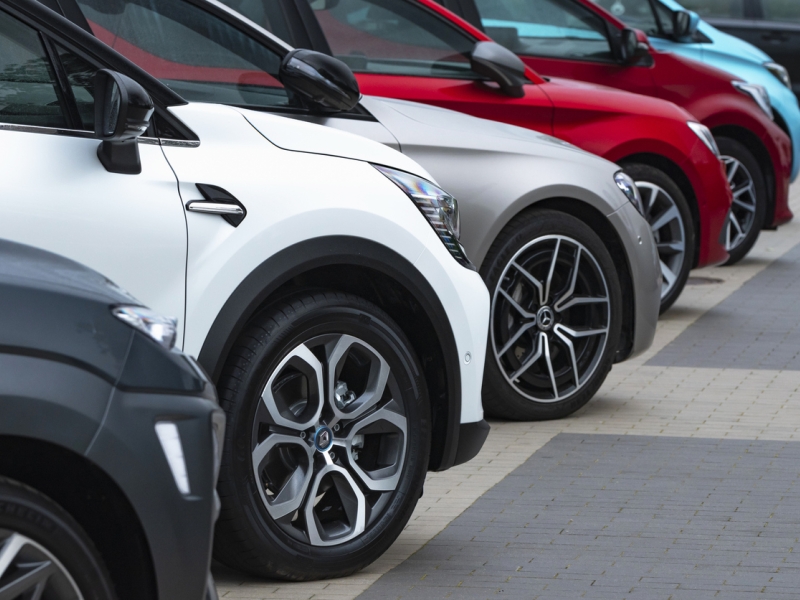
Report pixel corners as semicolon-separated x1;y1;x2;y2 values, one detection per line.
228;0;733;312
435;0;793;264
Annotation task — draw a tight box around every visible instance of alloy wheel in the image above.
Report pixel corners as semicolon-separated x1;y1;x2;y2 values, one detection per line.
251;334;407;546
0;529;84;599
491;235;611;403
637;181;686;300
722;155;758;252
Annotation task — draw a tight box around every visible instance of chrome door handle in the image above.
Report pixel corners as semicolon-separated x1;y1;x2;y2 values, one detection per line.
186;183;246;227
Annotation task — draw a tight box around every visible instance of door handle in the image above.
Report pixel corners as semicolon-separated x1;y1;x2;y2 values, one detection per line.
186;183;246;227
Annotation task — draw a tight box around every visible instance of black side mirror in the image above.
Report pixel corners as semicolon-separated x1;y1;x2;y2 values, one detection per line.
94;69;154;175
279;49;360;114
470;41;527;98
618;28;650;65
672;10;698;39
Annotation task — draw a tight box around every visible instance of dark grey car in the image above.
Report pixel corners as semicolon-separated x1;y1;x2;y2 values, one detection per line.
0;240;225;599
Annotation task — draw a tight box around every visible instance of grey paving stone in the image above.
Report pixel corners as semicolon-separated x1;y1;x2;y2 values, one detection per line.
357;434;800;600
647;241;800;369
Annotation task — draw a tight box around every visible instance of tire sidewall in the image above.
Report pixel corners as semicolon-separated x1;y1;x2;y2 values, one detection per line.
216;294;429;579
480;210;622;421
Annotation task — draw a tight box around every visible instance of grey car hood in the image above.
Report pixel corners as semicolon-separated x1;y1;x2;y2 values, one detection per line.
360;96;597;161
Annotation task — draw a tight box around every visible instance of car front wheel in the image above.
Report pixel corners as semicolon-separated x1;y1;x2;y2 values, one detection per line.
0;477;117;600
213;291;430;580
481;209;622;421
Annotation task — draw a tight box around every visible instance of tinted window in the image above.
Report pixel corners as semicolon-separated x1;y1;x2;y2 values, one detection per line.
308;0;476;78
218;0;295;44
75;0;293;109
0;9;67;128
761;0;800;23
592;0;659;36
475;0;613;61
676;0;745;19
56;44;97;130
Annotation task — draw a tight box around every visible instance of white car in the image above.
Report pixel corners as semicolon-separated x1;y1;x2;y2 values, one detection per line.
0;0;489;583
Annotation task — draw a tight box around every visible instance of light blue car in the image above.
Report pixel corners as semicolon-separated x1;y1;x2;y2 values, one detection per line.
601;0;800;182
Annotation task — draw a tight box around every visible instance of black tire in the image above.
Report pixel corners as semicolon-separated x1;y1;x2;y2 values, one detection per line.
213;290;430;580
0;476;118;600
623;163;695;314
480;209;622;421
716;137;768;265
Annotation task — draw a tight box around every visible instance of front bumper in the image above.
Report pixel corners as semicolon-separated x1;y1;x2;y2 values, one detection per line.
768;82;800;183
413;247;491;470
607;201;661;360
680;142;732;268
86;384;223;600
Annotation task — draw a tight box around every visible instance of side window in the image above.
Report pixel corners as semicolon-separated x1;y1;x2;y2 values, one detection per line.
56;44;97;130
74;0;292;110
475;0;614;62
761;0;800;23
308;0;476;78
0;9;67;128
677;0;745;19
591;0;659;36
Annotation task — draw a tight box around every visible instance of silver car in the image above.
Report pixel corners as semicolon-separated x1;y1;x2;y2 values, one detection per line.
62;0;660;421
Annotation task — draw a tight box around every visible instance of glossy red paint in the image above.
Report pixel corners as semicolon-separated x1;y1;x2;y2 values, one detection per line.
347;0;732;268
467;0;792;229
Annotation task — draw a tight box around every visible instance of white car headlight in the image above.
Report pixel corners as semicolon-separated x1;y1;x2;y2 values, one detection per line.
733;81;774;120
687;121;721;158
112;305;178;350
373;164;474;269
614;171;644;215
764;62;791;89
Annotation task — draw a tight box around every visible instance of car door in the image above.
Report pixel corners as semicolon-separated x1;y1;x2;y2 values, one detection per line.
449;0;659;97
301;0;555;134
753;0;800;97
0;6;188;338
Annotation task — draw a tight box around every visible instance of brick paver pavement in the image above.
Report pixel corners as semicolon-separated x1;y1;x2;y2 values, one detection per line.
215;185;800;599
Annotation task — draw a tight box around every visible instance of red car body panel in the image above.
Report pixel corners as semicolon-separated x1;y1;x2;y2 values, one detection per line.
349;0;732;267
494;0;792;229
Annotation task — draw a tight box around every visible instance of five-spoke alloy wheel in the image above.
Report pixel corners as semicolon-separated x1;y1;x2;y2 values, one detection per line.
717;137;767;265
625;163;695;313
214;291;429;580
482;210;621;420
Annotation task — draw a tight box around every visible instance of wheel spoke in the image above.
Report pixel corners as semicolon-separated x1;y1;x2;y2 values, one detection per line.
726;159;740;183
509;331;544;381
650;205;680;233
542;333;559;400
252;434;314;520
656;240;685;254
345;406;407;492
660;260;677;289
498;287;536;320
510;261;544;304
0;533;25;582
303;464;366;546
261;343;324;431
643;186;658;218
496;320;537;357
553;325;580;389
328;335;390;423
555;323;609;339
732;196;756;212
553;247;581;312
543;239;561;304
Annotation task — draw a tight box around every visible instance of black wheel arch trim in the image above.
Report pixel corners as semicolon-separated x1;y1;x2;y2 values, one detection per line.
452;419;489;467
196;236;465;471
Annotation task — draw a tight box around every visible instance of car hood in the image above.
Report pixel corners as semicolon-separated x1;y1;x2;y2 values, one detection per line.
234;107;435;182
360;95;610;163
0;239;140;305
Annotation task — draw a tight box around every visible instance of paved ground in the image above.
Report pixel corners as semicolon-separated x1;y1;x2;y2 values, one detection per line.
215;185;800;599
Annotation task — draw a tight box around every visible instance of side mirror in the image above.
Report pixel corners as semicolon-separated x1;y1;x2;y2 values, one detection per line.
618;28;650;65
470;41;527;98
672;10;699;40
94;69;154;175
279;49;360;114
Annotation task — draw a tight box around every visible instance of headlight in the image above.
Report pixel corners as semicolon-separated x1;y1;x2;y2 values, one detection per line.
687;121;721;158
733;81;774;120
373;164;474;269
614;171;644;215
764;62;791;89
112;305;178;350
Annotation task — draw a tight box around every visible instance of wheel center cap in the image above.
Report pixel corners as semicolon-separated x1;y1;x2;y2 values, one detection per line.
537;306;555;331
313;426;334;453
